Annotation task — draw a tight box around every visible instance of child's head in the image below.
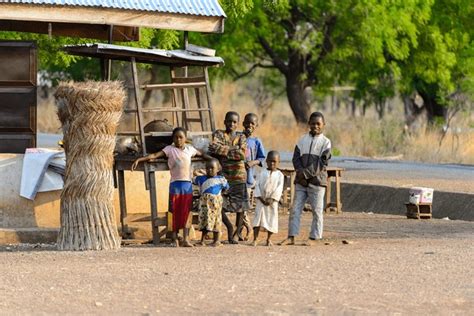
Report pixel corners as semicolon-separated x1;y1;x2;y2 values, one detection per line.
172;127;187;148
243;113;259;136
224;111;240;133
308;112;325;136
205;158;220;177
266;150;280;171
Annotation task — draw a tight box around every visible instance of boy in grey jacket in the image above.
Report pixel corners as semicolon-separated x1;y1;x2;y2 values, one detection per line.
280;111;331;246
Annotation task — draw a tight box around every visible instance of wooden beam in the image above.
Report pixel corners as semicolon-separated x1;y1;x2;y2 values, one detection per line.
141;82;207;90
0;4;225;34
0;20;139;41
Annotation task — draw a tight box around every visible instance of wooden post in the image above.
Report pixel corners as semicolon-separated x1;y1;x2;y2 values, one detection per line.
118;169;129;237
170;67;181;127
204;67;216;131
195;87;209;131
325;174;332;213
130;57;150;190
335;170;342;213
148;171;160;244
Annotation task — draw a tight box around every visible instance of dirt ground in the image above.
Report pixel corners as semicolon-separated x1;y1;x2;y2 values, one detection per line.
1;212;473;315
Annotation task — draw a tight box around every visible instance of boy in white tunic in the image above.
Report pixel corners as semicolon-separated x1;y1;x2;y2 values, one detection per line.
251;151;284;246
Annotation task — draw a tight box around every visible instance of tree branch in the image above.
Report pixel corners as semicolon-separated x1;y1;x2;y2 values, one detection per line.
316;15;337;63
258;36;289;75
305;15;337;85
231;63;276;81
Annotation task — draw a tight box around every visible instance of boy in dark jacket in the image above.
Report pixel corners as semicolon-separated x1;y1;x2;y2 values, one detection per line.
280;112;331;246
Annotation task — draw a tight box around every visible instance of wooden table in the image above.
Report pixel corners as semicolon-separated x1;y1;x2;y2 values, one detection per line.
114;155;206;244
279;166;345;214
325;167;344;213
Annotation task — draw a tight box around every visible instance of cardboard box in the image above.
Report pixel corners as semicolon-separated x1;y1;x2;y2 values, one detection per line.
409;187;434;204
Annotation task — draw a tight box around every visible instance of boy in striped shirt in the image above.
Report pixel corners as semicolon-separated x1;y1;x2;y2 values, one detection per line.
208;111;248;244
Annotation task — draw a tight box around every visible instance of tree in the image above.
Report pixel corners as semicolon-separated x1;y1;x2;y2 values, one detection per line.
199;0;432;123
398;0;474;125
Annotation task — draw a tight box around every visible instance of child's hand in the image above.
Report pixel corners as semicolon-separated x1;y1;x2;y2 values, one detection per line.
208;143;218;153
131;159;140;171
265;198;274;205
258;197;267;205
193;169;206;176
245;160;259;169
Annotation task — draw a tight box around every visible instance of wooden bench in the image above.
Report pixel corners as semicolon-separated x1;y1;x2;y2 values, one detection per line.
279;166;344;214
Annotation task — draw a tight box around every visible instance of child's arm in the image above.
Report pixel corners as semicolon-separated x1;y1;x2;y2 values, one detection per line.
209;131;246;161
292;144;303;171
193;169;206;177
301;141;332;179
131;151;165;171
226;134;246;161
292;144;308;185
246;139;266;168
263;173;285;205
194;149;213;161
208;131;229;156
269;172;286;203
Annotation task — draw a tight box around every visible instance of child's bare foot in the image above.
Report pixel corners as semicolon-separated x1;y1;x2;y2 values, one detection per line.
278;237;295;246
182;240;194;247
251;240;258;247
196;241;206;247
211;241;222;247
228;239;239;245
171;239;179;247
266;240;273;247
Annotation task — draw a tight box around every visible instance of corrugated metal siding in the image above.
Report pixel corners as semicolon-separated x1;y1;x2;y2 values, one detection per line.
4;0;226;17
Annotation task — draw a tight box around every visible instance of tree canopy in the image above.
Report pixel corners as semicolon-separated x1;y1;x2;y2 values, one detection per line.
206;0;473;124
1;0;472;124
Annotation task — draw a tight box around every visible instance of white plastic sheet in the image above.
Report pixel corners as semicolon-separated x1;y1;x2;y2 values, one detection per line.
20;148;65;200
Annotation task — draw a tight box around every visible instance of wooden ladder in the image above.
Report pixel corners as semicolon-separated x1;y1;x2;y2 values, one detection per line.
116;59;216;244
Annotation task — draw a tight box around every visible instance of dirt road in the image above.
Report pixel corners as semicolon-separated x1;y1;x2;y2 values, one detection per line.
1;213;473;314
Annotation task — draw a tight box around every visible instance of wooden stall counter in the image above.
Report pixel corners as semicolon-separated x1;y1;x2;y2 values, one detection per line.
114;155;206;244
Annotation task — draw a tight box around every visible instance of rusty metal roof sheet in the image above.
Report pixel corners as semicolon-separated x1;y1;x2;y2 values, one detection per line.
3;0;226;17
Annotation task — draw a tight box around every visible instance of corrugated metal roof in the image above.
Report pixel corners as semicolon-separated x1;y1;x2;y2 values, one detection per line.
4;0;226;17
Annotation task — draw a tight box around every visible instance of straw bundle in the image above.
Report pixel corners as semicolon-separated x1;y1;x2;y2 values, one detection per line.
55;81;125;250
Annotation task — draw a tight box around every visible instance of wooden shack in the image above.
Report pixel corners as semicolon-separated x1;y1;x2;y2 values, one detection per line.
0;0;226;244
0;0;226;153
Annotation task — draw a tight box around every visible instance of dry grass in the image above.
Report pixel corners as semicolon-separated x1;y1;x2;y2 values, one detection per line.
37;80;474;164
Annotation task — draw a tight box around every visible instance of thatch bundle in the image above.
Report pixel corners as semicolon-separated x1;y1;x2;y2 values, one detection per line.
55;81;125;250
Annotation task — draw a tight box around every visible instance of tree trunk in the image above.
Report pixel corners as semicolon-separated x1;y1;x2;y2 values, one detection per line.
55;81;125;251
286;73;311;124
418;90;447;124
375;101;385;119
351;99;356;117
402;93;425;132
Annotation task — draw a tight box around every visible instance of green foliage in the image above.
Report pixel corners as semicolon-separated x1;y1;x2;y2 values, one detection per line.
1;0;471;121
399;0;474;105
331;147;341;157
206;0;472;122
0;28;181;81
